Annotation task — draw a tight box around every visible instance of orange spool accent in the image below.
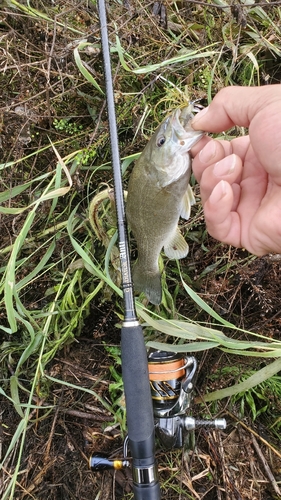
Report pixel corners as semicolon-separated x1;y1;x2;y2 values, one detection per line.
148;358;185;381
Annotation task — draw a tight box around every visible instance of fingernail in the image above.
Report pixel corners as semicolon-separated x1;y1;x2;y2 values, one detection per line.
199;140;217;164
209;180;228;204
191;106;209;127
213;154;236;177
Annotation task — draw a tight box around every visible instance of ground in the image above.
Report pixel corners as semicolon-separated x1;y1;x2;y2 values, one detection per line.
1;1;281;499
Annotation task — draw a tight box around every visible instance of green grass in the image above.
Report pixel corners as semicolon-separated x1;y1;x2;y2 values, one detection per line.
1;0;281;498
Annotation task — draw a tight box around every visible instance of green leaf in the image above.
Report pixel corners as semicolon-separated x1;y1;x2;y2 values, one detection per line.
147;341;219;352
74;43;104;95
10;375;24;417
200;358;281;402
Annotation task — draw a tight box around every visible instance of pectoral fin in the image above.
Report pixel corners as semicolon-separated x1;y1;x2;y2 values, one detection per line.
164;228;189;260
180;184;196;220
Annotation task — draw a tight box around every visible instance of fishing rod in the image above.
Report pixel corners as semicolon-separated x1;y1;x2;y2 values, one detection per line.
92;2;226;497
95;1;161;498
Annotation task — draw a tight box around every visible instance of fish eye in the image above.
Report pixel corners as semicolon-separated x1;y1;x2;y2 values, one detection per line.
157;135;166;147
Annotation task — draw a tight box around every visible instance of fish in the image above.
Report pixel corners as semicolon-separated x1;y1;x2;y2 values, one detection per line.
126;103;204;305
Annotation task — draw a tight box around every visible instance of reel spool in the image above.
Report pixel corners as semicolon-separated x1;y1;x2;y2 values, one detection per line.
148;351;196;417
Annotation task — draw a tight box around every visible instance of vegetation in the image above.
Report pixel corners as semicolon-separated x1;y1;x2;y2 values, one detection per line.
0;0;281;498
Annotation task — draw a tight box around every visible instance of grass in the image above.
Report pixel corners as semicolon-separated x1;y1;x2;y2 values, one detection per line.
1;0;281;498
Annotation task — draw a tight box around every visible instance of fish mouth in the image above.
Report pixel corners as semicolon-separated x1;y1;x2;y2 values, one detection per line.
169;103;204;149
171;103;200;134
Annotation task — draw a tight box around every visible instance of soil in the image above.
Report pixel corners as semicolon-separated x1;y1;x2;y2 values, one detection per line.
1;1;281;499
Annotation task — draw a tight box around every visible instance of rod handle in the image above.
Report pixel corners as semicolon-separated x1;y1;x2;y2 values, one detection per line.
121;324;161;499
133;482;162;500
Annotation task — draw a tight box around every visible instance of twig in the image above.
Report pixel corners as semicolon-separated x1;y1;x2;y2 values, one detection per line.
217;431;227;499
46;15;57;126
63;409;110;421
25;459;56;494
180;0;281;7
43;403;60;465
182;453;201;499
251;435;281;497
57;357;109;384
227;411;281;461
0;411;3;462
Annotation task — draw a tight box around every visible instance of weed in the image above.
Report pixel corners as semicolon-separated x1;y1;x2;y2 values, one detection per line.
208;366;281;421
104;344;127;432
53;118;83;135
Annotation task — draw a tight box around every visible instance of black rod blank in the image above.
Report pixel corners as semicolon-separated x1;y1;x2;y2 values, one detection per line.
97;0;136;322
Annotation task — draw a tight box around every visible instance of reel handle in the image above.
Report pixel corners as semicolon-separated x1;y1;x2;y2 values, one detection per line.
90;453;129;471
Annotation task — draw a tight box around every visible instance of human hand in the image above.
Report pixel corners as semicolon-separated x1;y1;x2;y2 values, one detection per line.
190;85;281;256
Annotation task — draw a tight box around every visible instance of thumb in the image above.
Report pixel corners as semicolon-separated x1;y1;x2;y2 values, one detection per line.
192;85;281;180
192;85;281;133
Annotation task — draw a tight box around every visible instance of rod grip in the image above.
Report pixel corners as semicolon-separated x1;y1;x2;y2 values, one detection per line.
121;324;154;450
133;483;162;500
121;324;161;499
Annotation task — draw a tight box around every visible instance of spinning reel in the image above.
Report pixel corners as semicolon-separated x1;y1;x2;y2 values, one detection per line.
90;351;226;472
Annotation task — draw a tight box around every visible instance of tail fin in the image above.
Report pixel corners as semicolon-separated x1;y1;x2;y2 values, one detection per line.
133;262;162;305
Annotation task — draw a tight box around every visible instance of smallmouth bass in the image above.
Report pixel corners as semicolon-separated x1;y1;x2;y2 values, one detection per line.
126;104;204;305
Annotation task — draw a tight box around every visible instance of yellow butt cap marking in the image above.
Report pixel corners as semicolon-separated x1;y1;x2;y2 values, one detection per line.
114;460;123;470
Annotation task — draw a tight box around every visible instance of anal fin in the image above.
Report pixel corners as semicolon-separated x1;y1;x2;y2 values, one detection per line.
164;228;189;260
